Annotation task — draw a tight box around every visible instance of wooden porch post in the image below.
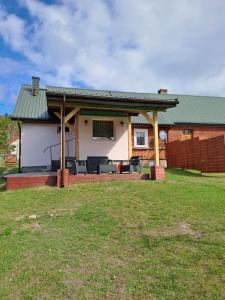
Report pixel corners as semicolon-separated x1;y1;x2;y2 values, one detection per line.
128;114;132;159
153;111;160;167
60;95;66;187
74;112;79;160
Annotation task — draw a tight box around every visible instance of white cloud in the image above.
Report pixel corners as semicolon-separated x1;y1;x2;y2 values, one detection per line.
0;0;225;95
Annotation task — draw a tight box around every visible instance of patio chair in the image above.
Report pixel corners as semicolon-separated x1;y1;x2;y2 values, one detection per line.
86;156;117;174
65;158;87;175
120;156;141;174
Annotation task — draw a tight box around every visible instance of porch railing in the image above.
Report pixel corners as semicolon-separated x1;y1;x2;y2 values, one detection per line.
43;137;75;161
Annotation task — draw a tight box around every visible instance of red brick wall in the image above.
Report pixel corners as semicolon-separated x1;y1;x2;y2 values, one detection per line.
132;125;225;161
132;125;167;160
168;126;225;142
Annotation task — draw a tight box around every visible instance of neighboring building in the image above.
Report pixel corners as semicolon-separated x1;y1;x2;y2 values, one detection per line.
132;89;225;166
12;78;225;171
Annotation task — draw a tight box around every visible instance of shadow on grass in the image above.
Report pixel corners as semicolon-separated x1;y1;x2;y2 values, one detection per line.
166;168;202;177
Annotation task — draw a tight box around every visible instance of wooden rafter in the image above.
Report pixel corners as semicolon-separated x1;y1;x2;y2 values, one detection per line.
64;106;81;124
141;111;154;126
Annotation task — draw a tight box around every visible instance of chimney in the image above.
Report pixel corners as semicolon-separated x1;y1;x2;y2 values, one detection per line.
32;76;40;96
158;88;168;94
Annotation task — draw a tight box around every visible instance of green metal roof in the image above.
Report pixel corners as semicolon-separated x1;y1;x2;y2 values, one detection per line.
132;111;174;125
12;85;49;120
12;84;225;125
46;86;177;102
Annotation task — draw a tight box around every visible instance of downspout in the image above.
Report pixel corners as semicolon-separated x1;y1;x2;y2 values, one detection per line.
17;121;21;173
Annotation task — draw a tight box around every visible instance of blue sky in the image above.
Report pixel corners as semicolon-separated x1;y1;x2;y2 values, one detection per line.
1;0;225;115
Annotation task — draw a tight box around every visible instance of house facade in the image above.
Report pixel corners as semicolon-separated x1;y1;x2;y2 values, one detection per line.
12;78;225;174
12;78;178;179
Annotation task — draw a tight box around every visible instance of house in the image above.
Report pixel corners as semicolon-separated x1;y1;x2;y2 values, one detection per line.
11;77;178;186
11;77;225;187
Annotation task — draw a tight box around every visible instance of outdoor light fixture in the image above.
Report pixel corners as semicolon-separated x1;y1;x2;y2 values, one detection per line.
84;120;88;125
120;121;124;127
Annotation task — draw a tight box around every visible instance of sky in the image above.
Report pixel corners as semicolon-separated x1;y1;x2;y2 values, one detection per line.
1;0;225;115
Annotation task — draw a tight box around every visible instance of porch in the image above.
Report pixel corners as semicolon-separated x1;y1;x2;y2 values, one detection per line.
4;171;149;190
45;86;178;187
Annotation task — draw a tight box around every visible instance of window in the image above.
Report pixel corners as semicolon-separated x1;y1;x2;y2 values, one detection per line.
93;120;114;139
182;129;193;135
57;126;70;133
134;128;148;148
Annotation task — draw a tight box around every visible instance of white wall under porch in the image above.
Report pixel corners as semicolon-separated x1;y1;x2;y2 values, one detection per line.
21;123;75;167
78;115;129;160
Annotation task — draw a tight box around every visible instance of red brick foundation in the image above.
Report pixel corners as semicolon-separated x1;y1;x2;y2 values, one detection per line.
6;174;57;190
57;169;69;187
151;166;165;180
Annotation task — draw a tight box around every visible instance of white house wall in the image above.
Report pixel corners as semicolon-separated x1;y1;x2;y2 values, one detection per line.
21;123;75;167
79;115;128;160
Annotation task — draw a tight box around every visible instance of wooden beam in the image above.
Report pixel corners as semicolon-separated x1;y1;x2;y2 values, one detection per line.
53;111;61;119
48;101;166;113
64;106;81;124
128;114;132;159
54;111;73;132
153;111;160;167
60;96;66;187
74;113;79;160
141;111;154;126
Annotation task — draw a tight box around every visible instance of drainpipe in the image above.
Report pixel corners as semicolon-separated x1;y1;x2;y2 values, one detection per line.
18;121;21;173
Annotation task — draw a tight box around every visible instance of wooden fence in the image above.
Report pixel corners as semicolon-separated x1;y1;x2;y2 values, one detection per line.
167;135;225;173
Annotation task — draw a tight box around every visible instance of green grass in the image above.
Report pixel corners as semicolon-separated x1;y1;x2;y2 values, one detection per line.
0;168;225;299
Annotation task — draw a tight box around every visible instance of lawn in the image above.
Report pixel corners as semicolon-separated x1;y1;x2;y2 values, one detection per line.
0;168;225;299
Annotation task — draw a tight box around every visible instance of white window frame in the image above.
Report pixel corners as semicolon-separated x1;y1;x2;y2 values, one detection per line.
134;128;148;148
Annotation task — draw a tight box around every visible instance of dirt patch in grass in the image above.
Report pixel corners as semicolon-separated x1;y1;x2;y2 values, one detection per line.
143;223;202;239
22;223;41;231
64;278;85;288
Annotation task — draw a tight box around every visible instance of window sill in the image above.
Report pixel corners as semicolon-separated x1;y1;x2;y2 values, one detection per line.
133;146;148;149
92;137;115;141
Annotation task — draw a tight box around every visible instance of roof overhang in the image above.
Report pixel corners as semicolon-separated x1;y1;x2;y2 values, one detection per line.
46;92;179;112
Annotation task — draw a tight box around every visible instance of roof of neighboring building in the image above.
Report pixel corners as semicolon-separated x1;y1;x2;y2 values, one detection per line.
12;84;225;126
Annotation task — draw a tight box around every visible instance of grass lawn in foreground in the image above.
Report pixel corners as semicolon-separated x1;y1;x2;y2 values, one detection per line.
0;168;225;299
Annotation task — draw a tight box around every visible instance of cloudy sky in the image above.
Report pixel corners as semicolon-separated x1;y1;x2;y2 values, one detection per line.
0;0;225;114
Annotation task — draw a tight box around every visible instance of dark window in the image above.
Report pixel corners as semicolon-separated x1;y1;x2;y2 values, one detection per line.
136;132;145;145
93;120;114;139
57;126;70;133
182;129;193;135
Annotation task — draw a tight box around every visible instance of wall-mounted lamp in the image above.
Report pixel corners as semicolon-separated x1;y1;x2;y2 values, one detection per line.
120;121;124;127
84;120;88;125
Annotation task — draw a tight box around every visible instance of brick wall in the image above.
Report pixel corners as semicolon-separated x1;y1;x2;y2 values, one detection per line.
132;125;167;160
132;125;225;162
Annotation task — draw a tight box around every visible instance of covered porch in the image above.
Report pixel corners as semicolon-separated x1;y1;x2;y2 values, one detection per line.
46;86;178;187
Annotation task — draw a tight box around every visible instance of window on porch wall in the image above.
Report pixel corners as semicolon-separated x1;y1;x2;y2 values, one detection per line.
93;120;114;139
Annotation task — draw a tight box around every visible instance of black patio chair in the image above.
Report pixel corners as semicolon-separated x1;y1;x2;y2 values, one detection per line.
65;158;87;175
86;156;117;174
120;156;141;174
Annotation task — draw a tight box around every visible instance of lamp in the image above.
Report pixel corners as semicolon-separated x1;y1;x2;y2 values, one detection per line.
84;120;88;125
120;121;124;127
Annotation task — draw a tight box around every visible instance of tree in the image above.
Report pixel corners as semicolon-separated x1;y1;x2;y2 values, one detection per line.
0;116;18;155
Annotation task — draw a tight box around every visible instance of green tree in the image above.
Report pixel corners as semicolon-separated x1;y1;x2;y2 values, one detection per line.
0;116;18;155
